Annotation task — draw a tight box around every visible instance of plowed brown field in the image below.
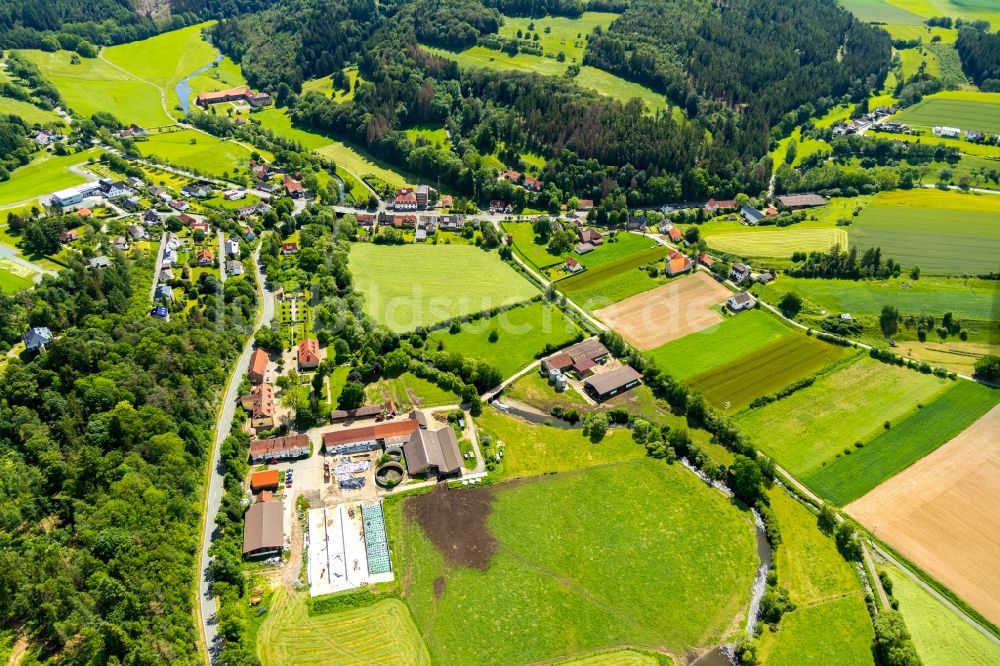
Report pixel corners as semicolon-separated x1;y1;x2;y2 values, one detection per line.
594;272;731;350
846;403;1000;625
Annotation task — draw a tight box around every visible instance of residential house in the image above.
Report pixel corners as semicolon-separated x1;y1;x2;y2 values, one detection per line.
281;242;298;255
297;338;320;370
59;229;80;244
128;176;145;189
438;214;463;230
100;180;132;200
664;248;691;276
932;126;961;139
965;130;985;142
225;238;240;257
564;257;583;273
282;176;304;198
168;200;190;212
249;469;279;493
161;248;177;267
197;249;214;266
249;434;309;463
181;183;210;199
698;253;715;269
730;262;752;283
23;327;53;354
165;233;181;250
438;194;453;209
226;260;244;276
705;198;737;213
659;222;682;243
158;268;174;283
223;189;246;201
755;271;775;285
356;212;376;227
489;200;513;214
626;214;647;231
88;256;111;269
501;169;522;184
393;190;418;210
242;384;276;429
111;236;128;251
150;305;169;321
391;214;417;229
577;199;594;211
154;284;173;302
179;212;198;227
740;204;765;225
583;366;642;402
190;222;210;237
143;209;162;225
523;175;541;191
248;348;268;385
727;291;757;312
122;195;140;211
77;207;92;219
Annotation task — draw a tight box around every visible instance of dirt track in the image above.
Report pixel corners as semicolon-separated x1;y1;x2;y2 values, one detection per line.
846;403;1000;626
594;272;731;350
405;484;498;570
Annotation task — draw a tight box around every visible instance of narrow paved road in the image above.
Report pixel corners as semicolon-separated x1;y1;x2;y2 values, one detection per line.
148;231;166;301
196;247;274;662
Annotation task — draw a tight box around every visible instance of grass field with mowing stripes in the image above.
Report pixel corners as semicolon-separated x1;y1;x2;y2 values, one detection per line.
705;228;846;259
349;244;538;332
256;590;430;666
390;457;758;665
849;190;1000;275
805;379;999;505
891;92;1000;134
686;334;853;412
559;245;668;307
757;490;873;665
737;356;949;483
647;310;796;380
428;300;581;379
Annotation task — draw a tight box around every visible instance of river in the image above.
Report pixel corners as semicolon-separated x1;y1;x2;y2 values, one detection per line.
175;55;222;116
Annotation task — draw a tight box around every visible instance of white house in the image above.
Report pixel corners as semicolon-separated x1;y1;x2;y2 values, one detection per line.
730;263;752;283
932;126;961;139
727;291;757;312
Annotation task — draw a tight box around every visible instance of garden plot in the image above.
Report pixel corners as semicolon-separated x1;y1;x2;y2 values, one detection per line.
847;403;1000;627
593;271;731;349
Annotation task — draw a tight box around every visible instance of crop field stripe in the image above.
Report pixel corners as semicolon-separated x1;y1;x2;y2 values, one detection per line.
805;380;1000;505
560;246;667;292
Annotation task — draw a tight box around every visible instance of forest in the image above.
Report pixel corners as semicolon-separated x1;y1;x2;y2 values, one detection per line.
0;250;256;664
956;27;1000;90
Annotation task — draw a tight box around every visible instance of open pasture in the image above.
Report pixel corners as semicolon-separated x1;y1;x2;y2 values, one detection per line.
891;92;1000;134
560;245;669;307
503;221;563;268
847;403;1000;627
850;189;1000;275
137;128;259;178
428;300;580;379
392;457;758;665
686;333;852;412
102;22;218;113
0;97;64;126
349;244;537;332
593;272;730;349
704;227;846;259
19;50;170;127
574;234;663;270
404;123;450;149
0;148;99;207
807;379;998;505
756;489;873;666
256;589;429;666
884;562;1000;666
647;309;795;380
737;356;948;482
424;45;669;114
498;12;618;62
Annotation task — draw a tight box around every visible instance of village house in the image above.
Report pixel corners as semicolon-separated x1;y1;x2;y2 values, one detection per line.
250;469;279;493
698;253;715;269
143;209;161;225
705;198;737;213
730;262;752;283
438;194;453;209
99;179;133;200
755;271;775;285
355;212;376;227
741;204;765;225
248;348;268;385
197;86;273;109
579;228;604;246
111;236;128;251
158;268;174;283
932;126;961;139
168;200;190;212
391;214;418;229
281;242;298;255
190;222;210;235
225;238;240;257
197;248;214;266
577;199;594;211
59;229;80;244
489;200;513;214
89;256;111;269
181;183;210;199
523;175;541;191
564;257;583;273
23;327;53;354
659;222;682;243
150;305;169;321
665;248;691;276
241;383;276;429
392;190;418;211
223;189;246;201
226;260;244;276
626;214;647;231
154;284;173;302
727;291;757;312
438;214;463;230
282;176;304;198
297;338;321;370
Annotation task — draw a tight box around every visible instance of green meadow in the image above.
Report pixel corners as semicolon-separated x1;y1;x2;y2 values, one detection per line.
102;22;218;114
850;189;1000;275
390;457;758;665
0;97;64;126
806;380;999;505
0;264;34;293
737;356;949;483
839;0;1000;26
348;244;538;332
428;300;581;379
891;92;1000;134
137;128;260;178
498;12;619;62
757;489;873;666
836;0;924;23
0;148;99;207
884;562;1000;666
647;310;796;380
19;50;170;127
404;124;450;149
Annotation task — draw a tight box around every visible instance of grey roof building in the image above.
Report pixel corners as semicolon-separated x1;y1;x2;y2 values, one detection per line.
23;327;53;353
403;427;462;477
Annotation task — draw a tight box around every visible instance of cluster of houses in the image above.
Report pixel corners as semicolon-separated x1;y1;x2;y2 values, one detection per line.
389;185;437;211
831;105;896;136
932;126;987;142
736;193;827;226
499;169;541;192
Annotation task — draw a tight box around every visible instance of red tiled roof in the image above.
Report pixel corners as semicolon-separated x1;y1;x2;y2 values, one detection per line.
249;348;268;377
250;469;279;491
297;338;320;365
321;419;418;448
282;176;303;193
249;434;309;460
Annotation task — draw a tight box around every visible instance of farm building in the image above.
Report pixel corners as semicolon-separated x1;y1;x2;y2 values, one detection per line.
282;177;304;198
410;410;428;428
575;242;595;254
727;291;757;312
297;338;320;369
248;348;268;384
330;404;386;422
541;338;610;374
699;253;715;269
197;87;272;108
705;198;737;212
321;419;419;456
402;427;462;477
242;500;283;558
250;469;280;492
776;193;827;209
249;434;310;464
583;366;643;402
741;204;765;225
579;228;604;246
